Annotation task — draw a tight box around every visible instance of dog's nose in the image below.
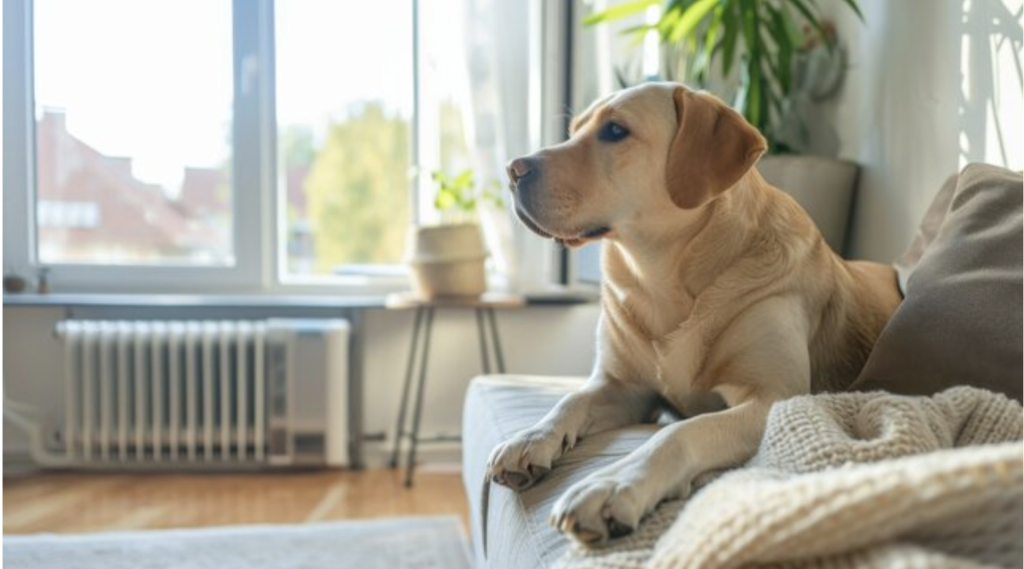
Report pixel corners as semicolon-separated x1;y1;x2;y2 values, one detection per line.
506;158;536;191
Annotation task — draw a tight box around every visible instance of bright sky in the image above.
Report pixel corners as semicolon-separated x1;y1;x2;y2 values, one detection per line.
34;0;430;191
274;0;414;129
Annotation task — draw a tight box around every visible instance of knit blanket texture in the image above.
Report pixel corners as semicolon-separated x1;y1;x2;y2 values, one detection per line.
556;387;1023;569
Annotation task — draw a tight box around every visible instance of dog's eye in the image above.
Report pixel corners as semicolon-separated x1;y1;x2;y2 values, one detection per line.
598;121;630;142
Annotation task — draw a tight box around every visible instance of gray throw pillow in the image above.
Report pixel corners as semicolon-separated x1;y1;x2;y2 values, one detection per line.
851;163;1023;401
891;173;957;294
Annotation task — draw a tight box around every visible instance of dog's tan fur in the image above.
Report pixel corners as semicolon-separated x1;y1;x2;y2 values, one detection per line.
489;83;900;545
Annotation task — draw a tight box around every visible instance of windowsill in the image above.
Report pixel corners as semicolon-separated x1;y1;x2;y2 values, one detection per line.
2;288;598;309
2;292;388;309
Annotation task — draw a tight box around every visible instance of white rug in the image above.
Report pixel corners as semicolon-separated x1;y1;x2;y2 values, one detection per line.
3;516;471;569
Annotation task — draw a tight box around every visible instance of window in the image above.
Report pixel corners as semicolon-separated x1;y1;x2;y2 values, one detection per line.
415;0;475;225
275;0;414;279
33;0;234;266
4;0;556;293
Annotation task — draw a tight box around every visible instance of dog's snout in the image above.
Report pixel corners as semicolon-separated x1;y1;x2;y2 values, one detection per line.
506;158;537;190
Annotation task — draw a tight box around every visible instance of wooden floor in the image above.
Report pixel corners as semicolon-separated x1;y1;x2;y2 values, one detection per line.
3;468;470;535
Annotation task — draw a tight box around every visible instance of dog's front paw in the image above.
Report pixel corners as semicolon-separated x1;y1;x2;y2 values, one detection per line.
487;428;574;491
550;474;649;546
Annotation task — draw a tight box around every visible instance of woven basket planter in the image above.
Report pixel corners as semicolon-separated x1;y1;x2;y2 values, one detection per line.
406;223;487;298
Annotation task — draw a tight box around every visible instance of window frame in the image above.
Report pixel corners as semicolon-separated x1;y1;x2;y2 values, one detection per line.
4;0;277;293
4;0;414;295
4;0;561;295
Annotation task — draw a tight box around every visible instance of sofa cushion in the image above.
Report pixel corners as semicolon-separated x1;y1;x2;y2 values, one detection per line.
852;163;1023;400
462;375;662;568
891;173;957;294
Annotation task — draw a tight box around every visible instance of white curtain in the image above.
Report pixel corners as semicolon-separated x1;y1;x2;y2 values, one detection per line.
460;0;552;292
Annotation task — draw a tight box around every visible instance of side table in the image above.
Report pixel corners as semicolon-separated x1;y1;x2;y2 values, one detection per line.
386;292;526;487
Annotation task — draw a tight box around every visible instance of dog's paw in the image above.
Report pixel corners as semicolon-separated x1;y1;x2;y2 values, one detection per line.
549;475;649;546
487;428;574;491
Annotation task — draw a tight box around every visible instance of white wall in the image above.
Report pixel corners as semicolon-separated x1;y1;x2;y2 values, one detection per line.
2;303;599;466
825;0;1023;261
359;304;599;462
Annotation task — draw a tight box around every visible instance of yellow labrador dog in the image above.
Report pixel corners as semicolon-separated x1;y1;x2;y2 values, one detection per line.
489;82;901;545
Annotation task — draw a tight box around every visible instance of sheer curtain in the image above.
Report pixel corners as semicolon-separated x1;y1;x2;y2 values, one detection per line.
459;0;553;292
417;0;561;292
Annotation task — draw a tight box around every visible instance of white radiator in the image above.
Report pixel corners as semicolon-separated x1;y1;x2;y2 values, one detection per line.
18;318;351;469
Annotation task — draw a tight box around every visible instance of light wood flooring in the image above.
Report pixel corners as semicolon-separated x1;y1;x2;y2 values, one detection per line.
3;468;470;535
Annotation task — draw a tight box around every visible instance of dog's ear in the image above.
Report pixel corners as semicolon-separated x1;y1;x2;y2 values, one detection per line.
665;87;767;209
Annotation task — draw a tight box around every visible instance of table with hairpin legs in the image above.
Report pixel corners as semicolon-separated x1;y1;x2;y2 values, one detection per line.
386;292;526;487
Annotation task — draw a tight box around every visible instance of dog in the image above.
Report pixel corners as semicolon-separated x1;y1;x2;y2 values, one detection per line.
488;82;901;546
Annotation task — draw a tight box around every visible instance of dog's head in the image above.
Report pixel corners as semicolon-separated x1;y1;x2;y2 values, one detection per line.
507;83;766;247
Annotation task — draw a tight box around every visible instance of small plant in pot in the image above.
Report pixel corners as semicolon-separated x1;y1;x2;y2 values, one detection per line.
405;169;504;299
586;0;864;254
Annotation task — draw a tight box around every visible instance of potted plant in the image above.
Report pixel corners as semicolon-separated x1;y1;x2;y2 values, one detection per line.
405;169;504;298
586;0;864;254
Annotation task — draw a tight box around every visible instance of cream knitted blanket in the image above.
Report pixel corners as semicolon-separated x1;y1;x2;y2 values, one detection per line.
557;387;1023;569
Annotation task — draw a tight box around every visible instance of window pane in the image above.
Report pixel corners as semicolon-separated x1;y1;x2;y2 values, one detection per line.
276;0;413;277
416;0;475;227
33;0;233;265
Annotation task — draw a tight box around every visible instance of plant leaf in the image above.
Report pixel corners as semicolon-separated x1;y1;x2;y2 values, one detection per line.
614;66;633;89
719;4;739;77
454;169;474;191
434;189;454;211
739;0;759;72
667;0;719;43
749;59;762;129
657;4;683;36
765;4;793;95
777;3;804;45
841;0;865;23
785;0;832;48
686;4;720;80
583;0;659;26
621;24;657;36
703;5;723;55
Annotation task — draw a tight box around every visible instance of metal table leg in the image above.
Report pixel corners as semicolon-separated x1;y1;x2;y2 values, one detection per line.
405;307;435;487
474;308;492;374
390;307;424;469
347;309;366;469
485;308;506;373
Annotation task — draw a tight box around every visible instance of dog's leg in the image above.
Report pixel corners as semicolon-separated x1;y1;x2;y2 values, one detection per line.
549;396;776;544
552;300;810;544
487;377;657;491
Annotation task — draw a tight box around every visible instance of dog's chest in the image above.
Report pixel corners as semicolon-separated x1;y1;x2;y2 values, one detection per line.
650;338;706;409
618;295;706;402
606;276;713;404
628;288;695;339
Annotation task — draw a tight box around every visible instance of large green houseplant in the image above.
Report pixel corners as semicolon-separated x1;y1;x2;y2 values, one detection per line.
586;0;864;254
586;0;862;152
